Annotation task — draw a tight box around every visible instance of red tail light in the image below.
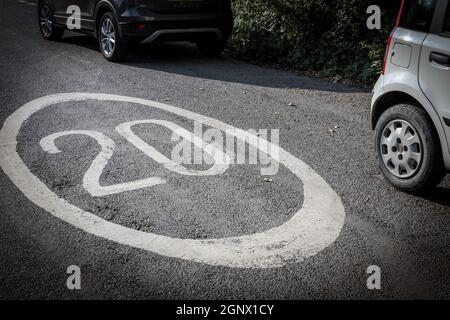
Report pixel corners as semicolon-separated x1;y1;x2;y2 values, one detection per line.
134;24;146;31
381;0;405;75
396;0;406;26
381;29;395;75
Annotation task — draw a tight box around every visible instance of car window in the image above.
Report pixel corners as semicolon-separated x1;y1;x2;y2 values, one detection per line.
444;2;450;34
399;0;437;32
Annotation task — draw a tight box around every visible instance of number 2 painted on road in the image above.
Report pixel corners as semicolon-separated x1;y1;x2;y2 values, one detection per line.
40;120;231;197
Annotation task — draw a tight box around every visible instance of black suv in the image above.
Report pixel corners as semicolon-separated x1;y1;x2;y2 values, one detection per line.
38;0;233;61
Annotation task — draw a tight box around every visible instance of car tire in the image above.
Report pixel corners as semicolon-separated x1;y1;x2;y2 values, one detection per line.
375;104;446;194
38;1;64;41
196;39;227;56
98;12;128;62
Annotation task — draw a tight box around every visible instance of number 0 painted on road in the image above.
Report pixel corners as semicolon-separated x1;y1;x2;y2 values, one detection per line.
0;93;346;268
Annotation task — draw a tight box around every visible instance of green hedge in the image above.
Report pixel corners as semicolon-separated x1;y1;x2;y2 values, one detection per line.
229;0;401;83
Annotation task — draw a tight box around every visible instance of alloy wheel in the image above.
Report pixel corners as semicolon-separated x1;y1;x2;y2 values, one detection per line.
100;18;116;56
39;5;53;37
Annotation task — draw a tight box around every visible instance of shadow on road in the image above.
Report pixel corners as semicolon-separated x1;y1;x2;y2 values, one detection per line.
61;35;99;51
422;187;450;208
418;176;450;208
61;35;369;93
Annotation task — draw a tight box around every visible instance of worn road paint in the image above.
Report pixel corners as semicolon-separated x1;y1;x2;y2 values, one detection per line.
0;93;346;268
116;119;231;176
40;130;166;197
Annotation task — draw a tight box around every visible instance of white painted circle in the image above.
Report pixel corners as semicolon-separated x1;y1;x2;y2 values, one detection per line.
0;93;346;268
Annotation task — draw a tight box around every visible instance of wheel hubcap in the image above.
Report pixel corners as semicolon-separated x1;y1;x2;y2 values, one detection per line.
100;18;115;56
39;5;53;37
380;119;423;179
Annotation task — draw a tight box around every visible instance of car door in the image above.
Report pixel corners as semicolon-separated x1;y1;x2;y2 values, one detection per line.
53;0;75;25
76;0;95;31
53;0;94;31
419;0;450;151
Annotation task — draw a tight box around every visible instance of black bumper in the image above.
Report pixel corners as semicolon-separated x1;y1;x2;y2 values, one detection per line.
118;12;233;44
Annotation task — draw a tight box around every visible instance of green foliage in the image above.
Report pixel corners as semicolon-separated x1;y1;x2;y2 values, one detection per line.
230;0;400;83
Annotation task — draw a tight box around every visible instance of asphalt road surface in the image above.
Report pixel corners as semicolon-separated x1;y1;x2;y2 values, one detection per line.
1;0;450;300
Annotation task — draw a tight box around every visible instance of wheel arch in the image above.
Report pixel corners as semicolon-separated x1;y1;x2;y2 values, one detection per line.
37;0;55;12
371;91;425;129
94;1;120;38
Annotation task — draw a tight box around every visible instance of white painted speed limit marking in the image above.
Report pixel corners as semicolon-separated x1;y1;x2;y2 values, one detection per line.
39;120;232;197
40;130;166;197
0;93;346;268
116;119;231;176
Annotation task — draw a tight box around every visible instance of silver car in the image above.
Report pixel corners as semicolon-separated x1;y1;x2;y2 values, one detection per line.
372;0;450;193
